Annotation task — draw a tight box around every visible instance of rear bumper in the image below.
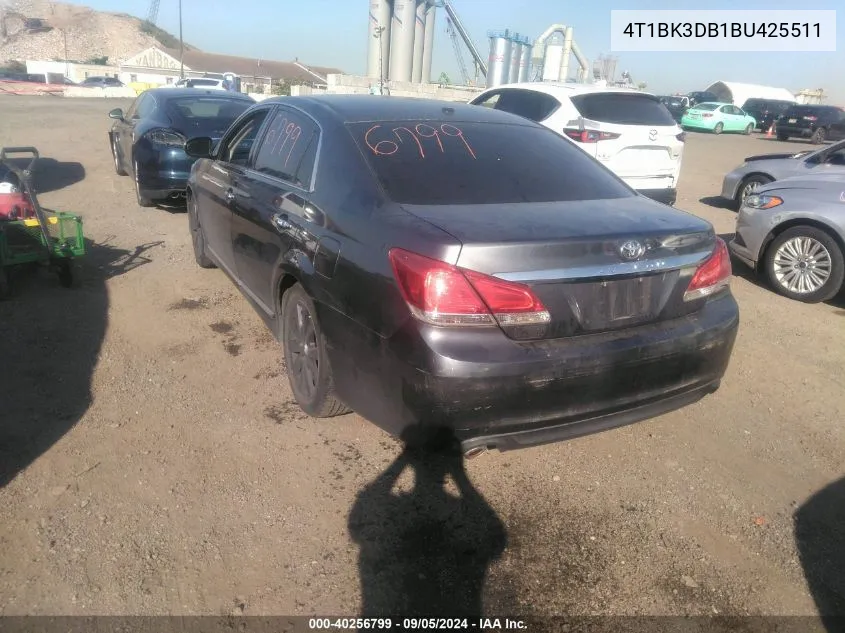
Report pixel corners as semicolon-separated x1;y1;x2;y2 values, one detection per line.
135;147;194;200
322;292;739;452
774;125;814;138
681;119;714;131
720;171;744;201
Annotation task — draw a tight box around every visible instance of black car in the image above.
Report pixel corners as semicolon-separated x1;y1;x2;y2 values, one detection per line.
183;95;739;454
81;76;124;88
741;98;794;132
688;91;718;107
775;104;845;143
659;95;689;122
108;88;254;206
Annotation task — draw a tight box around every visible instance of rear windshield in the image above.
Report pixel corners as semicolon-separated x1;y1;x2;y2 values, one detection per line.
348;120;634;206
190;79;220;87
784;106;837;118
166;96;250;120
692;103;720;111
570;93;676;126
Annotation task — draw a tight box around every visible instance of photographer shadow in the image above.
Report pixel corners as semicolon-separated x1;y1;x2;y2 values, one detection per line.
348;427;507;618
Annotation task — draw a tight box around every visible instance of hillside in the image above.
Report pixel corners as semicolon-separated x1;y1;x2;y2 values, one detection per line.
0;0;197;66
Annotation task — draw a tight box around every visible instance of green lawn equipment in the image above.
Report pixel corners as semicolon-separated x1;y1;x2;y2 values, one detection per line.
0;146;85;298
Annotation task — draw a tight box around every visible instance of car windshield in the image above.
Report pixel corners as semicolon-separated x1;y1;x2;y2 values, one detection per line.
348;120;635;206
166;97;250;120
190;79;219;86
693;103;720;111
570;93;676;126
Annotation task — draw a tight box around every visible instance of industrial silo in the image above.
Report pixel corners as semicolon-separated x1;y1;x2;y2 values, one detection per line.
411;0;426;83
518;42;532;82
389;0;416;83
366;0;392;80
509;36;524;84
421;3;436;84
486;30;512;88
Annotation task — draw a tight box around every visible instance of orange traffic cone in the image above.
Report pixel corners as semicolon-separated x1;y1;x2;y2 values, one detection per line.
766;123;774;137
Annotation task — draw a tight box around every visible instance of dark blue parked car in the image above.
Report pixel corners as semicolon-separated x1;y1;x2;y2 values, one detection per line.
108;87;254;207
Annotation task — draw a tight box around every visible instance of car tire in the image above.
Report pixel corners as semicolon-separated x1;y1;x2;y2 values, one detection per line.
764;226;844;303
713;122;724;135
133;158;154;208
735;175;773;210
811;127;826;144
281;283;351;418
111;136;126;176
744;123;754;135
777;133;789;141
188;193;215;269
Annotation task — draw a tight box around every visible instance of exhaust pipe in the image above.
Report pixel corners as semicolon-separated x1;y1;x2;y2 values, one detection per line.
463;446;488;460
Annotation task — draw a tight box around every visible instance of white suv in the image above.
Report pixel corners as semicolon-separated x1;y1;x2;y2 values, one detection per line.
172;78;226;90
469;83;685;206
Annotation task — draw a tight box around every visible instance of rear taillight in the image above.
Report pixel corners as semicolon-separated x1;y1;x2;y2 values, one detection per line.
684;238;732;302
145;129;187;147
676;132;686;142
563;129;621;143
388;248;551;329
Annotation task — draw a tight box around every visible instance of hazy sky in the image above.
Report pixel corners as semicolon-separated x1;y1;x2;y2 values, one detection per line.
63;0;843;101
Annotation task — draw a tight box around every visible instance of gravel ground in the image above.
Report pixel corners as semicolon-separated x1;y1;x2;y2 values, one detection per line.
0;97;843;622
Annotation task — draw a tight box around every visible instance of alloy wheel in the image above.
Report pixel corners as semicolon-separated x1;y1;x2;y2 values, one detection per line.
286;300;319;399
741;181;762;202
772;236;833;294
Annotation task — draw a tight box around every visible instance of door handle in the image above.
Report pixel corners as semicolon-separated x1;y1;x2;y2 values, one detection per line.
272;213;295;233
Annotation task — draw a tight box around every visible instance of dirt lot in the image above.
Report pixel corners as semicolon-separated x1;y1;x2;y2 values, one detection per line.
0;97;843;620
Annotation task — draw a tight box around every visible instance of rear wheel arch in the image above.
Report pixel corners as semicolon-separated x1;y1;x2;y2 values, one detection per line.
277;273;300;318
734;172;774;203
759;218;845;264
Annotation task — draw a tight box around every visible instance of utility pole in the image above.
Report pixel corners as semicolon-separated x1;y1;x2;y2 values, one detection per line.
63;29;69;77
374;25;385;95
178;0;184;78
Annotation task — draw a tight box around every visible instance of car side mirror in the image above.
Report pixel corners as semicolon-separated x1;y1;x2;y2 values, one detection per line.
185;136;214;159
108;108;124;120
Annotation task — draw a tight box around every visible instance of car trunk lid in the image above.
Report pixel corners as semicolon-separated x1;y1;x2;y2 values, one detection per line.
401;197;716;338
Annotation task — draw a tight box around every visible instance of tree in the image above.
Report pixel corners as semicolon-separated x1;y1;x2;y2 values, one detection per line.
637;81;647;90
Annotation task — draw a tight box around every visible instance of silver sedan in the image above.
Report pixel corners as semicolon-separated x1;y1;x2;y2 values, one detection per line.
729;174;845;303
720;139;845;209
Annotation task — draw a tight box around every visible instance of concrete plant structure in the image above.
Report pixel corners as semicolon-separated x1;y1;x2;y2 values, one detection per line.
531;24;589;83
367;0;438;85
366;1;591;90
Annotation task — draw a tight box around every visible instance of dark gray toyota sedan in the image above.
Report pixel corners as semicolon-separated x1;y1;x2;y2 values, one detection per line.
183;95;739;454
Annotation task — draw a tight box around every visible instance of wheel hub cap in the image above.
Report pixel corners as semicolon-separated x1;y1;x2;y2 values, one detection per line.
773;237;832;294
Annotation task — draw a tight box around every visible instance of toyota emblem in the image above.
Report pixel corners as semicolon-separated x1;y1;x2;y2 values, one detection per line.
618;240;646;261
649;129;658;141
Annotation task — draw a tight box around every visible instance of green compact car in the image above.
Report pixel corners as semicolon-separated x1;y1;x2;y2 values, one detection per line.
681;102;757;135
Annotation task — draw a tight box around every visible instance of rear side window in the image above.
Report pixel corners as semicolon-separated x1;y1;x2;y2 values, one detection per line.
348;120;634;206
570;93;676;126
481;89;561;123
253;109;319;189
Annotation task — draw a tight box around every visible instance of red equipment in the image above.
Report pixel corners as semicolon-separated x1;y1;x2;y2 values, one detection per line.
0;192;36;220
